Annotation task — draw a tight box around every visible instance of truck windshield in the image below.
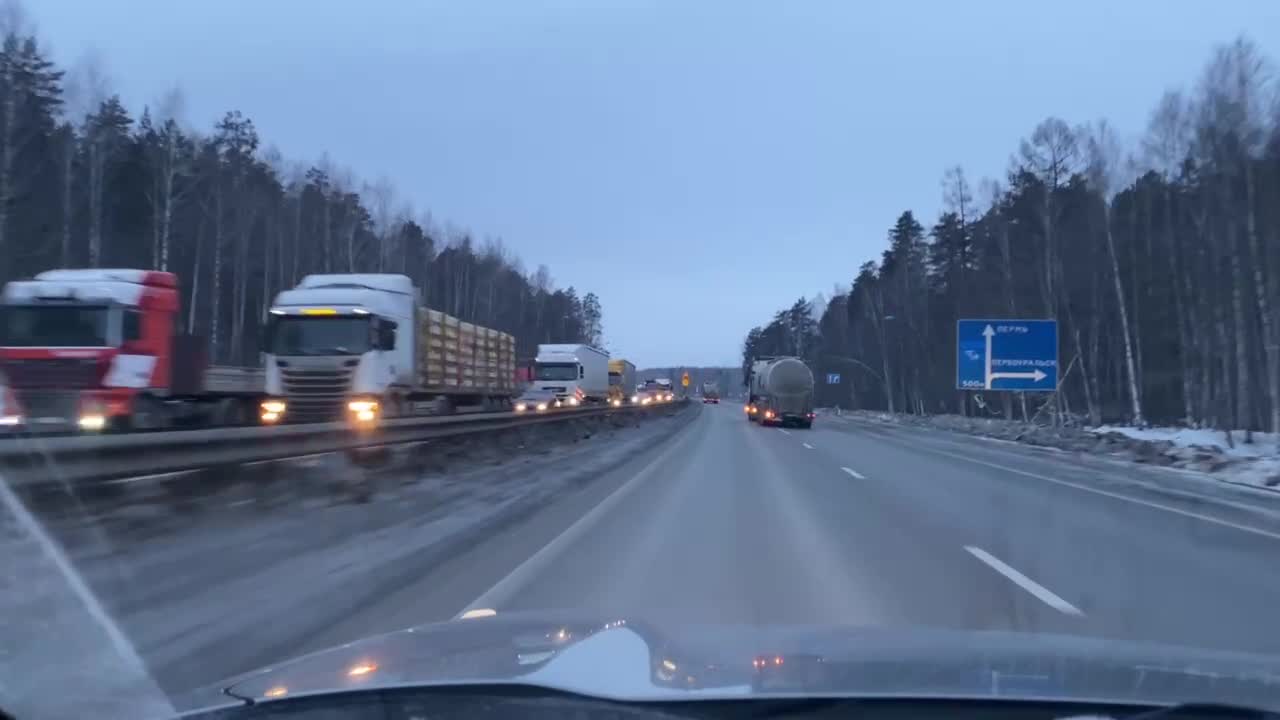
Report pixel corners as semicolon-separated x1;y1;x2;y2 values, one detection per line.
1;305;111;347
271;316;371;355
535;363;578;381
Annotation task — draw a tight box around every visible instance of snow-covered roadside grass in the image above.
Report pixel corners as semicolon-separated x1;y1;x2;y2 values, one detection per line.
1091;425;1280;489
836;409;1280;490
1093;425;1280;459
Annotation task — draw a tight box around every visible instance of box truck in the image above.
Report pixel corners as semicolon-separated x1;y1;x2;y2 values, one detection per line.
608;358;636;404
532;343;609;404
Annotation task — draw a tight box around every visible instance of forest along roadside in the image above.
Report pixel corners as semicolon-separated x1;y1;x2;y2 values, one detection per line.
11;402;696;700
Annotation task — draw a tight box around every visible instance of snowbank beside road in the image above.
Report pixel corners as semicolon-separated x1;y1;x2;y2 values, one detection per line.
1093;425;1279;459
838;410;1280;490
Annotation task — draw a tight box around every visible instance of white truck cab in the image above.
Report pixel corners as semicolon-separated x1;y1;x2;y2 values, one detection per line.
264;274;413;423
532;343;609;404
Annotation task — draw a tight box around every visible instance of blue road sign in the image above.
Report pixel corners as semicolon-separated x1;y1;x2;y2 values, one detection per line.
826;373;841;384
956;319;1057;391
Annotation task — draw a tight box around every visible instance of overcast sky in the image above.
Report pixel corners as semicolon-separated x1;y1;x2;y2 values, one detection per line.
28;1;1280;368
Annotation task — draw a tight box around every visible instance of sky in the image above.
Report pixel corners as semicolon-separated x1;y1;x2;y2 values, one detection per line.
26;0;1280;368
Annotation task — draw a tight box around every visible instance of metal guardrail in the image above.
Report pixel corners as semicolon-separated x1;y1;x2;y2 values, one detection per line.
0;402;681;487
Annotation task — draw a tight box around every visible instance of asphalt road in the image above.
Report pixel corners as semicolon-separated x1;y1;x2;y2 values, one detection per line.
16;399;1280;717
323;401;1280;660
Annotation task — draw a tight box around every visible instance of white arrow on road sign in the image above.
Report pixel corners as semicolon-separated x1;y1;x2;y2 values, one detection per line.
982;324;1048;389
983;325;994;388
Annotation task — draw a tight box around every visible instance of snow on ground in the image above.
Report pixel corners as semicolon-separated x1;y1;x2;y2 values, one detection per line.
1092;425;1280;459
1090;426;1280;489
840;409;1280;491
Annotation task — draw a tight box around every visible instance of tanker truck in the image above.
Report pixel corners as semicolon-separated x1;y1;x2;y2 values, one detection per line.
748;356;815;428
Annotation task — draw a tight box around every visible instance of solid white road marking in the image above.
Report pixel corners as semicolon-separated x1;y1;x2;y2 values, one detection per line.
964;545;1084;616
841;467;866;479
902;441;1280;543
803;442;815;449
778;429;791;435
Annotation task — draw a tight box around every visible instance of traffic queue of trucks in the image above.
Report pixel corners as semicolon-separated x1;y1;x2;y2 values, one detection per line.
745;356;815;428
0;268;641;432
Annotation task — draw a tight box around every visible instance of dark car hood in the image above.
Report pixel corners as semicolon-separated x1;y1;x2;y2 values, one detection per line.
203;611;1280;710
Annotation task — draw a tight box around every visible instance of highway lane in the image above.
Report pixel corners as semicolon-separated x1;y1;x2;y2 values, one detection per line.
444;403;1280;657
40;400;1280;709
800;414;1280;654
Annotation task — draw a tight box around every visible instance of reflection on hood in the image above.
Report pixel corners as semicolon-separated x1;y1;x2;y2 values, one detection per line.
205;611;1280;711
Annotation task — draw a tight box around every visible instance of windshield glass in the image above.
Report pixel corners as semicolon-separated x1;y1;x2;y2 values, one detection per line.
535;363;578;381
270;316;371;355
0;305;111;347
11;5;1280;719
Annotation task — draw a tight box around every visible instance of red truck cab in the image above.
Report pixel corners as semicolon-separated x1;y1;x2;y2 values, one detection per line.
0;269;180;431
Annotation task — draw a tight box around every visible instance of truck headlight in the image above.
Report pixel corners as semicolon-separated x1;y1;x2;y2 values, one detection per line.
0;415;20;426
348;398;379;425
78;414;106;431
536;402;548;411
260;399;286;424
631;395;639;404
348;399;379;413
611;399;622;407
567;397;580;406
515;403;528;412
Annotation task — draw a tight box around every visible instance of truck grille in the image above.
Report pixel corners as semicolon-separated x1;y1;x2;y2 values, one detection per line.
14;391;79;428
1;359;99;390
281;367;353;422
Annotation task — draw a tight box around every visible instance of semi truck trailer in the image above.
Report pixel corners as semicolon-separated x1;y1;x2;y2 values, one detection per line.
263;274;515;426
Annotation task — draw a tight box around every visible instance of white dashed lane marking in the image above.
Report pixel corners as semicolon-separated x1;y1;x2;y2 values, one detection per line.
965;545;1084;616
